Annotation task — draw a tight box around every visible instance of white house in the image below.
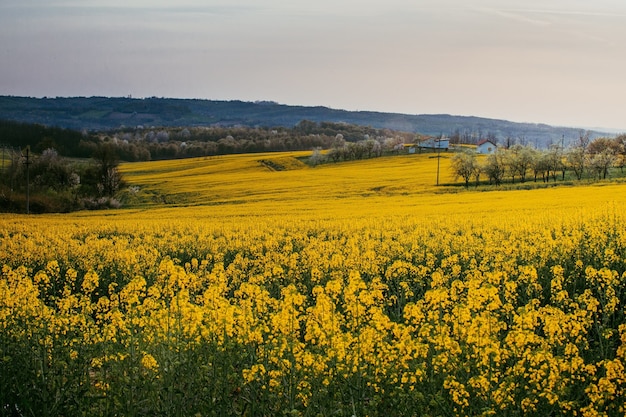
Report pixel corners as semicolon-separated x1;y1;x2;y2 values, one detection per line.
418;137;449;150
476;139;497;154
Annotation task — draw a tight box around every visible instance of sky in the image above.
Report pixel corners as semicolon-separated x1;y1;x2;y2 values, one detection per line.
1;0;625;131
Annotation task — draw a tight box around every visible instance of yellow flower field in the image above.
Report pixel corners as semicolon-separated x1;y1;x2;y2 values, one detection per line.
2;152;626;416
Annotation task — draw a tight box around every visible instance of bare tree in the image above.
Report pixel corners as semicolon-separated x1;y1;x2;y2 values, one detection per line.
577;130;591;151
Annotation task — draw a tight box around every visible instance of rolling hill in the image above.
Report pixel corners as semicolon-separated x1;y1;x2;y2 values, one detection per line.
0;95;610;147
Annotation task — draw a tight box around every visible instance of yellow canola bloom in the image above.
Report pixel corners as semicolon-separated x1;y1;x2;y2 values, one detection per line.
3;152;626;415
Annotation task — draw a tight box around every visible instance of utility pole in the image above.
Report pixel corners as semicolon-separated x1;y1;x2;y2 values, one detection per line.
23;146;32;214
436;138;441;186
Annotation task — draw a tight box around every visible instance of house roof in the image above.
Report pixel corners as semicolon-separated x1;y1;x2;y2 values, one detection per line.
477;139;497;146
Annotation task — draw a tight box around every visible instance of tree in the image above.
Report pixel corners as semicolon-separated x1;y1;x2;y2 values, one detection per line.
295;119;318;135
92;143;124;197
545;144;564;182
383;137;404;154
531;151;551;183
566;146;587;180
587;137;621;179
588;137;621;156
589;149;616;180
577;130;591;152
31;148;79;191
449;129;461;145
482;151;506;186
507;144;535;183
362;138;381;158
451;151;478;188
614;134;626;172
309;148;325;166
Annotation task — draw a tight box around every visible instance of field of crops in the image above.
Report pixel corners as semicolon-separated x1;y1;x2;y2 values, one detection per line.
2;152;626;416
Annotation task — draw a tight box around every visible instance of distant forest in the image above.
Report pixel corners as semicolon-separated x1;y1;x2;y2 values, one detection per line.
0;96;613;148
0;120;91;157
0;119;417;162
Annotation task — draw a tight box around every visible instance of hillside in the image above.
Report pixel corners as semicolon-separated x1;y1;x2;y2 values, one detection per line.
0;96;610;147
118;151;454;209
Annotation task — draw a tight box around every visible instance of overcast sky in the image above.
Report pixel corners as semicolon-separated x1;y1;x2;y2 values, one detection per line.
1;0;625;130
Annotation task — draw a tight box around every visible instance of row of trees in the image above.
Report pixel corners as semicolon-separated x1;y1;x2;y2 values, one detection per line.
451;134;626;187
1;119;415;163
309;134;407;165
100;121;414;162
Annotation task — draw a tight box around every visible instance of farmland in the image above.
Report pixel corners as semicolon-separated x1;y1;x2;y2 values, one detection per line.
2;152;626;416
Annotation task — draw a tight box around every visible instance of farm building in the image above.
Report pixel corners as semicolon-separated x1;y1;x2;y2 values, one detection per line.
476;139;497;154
418;137;449;150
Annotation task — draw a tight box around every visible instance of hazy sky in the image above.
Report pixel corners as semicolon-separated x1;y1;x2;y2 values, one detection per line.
1;0;625;130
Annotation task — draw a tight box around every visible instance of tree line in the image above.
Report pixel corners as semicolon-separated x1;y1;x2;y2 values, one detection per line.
451;133;626;187
0;143;124;213
97;120;414;162
0;119;415;162
0;119;92;157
